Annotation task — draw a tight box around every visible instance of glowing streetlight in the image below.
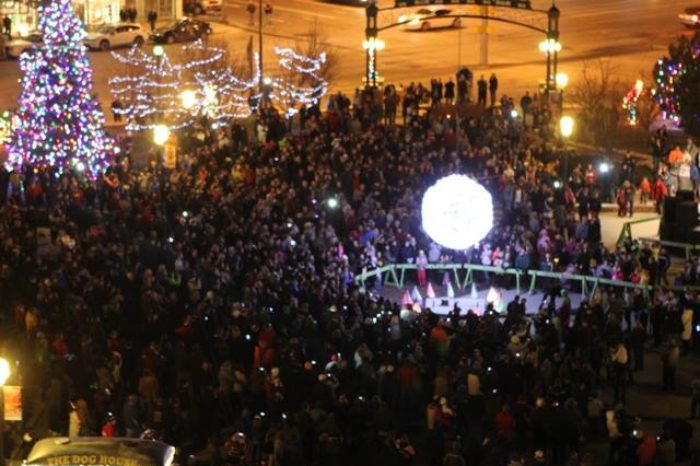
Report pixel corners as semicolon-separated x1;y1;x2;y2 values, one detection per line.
0;358;10;386
556;72;569;90
180;90;197;110
560;116;574;138
560;116;574;180
538;38;562;53
152;45;165;57
362;37;385;51
153;124;170;146
363;38;385;88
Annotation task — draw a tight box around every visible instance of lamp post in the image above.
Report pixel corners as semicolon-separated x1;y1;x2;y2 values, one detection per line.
538;38;561;92
152;45;164;58
560;116;574;180
362;37;385;89
179;90;197;111
153;124;170;147
556;71;568;114
258;0;263;93
0;357;11;466
153;124;171;168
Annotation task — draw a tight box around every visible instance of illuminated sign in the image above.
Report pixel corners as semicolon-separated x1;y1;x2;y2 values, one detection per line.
393;0;531;8
4;385;22;421
44;456;143;466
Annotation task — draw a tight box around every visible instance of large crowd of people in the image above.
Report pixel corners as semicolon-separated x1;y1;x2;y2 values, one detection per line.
0;81;698;466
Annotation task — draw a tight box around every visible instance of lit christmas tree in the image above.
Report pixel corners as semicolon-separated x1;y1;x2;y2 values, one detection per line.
8;0;111;175
653;32;700;135
653;57;683;125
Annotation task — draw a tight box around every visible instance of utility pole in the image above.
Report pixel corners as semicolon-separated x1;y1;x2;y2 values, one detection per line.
479;5;488;66
258;0;263;92
457;23;461;68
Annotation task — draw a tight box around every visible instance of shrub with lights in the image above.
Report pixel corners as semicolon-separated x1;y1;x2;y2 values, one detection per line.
9;0;112;176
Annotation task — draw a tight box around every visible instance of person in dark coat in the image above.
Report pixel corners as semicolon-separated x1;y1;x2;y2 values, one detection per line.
488;73;498;107
147;10;158;31
477;76;487;106
444;78;455;104
2;15;11;36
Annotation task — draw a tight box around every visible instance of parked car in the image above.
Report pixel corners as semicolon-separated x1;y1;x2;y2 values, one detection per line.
150;18;212;44
84;23;145;50
679;6;700;28
201;0;222;11
322;0;370;6
5;32;43;59
399;8;461;31
184;0;222;15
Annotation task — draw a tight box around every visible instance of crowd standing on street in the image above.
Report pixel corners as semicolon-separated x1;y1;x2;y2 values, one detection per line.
0;80;699;466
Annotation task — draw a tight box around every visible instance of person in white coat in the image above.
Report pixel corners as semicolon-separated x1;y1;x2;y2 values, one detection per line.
68;401;81;437
681;305;693;355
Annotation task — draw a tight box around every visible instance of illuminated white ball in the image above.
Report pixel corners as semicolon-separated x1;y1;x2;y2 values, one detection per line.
421;174;493;250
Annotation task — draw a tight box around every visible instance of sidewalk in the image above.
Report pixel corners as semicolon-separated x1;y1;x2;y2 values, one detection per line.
568;140;653;169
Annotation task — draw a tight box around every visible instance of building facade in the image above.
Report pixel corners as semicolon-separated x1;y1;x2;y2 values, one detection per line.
0;0;181;34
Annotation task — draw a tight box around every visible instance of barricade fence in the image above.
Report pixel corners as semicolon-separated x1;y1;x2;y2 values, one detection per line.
355;263;654;302
616;216;661;246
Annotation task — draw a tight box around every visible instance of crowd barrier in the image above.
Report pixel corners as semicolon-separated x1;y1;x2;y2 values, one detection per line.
614;216;700;261
355;263;653;301
616;216;661;246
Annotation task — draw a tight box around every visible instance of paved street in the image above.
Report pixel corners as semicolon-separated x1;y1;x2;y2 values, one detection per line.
1;0;700;116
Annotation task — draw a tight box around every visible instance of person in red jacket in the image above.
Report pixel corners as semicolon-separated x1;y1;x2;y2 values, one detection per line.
653;176;668;214
101;414;117;437
636;433;657;465
639;177;651;205
495;404;515;441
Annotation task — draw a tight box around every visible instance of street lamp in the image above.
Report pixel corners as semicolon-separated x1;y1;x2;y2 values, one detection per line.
539;40;560;55
560;116;574;181
362;37;385;88
538;38;562;54
153;124;170;146
152;45;164;57
362;37;385;52
556;72;569;90
539;38;561;91
180;90;197;110
560;115;574;138
0;357;11;466
555;72;569;114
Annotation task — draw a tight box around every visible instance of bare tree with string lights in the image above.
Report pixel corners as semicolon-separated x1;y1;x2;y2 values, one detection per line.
109;40;257;132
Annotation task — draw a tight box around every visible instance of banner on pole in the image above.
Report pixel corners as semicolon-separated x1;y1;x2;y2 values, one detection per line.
4;386;22;421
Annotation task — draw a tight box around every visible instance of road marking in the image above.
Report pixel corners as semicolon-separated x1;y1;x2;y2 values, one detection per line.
226;1;337;19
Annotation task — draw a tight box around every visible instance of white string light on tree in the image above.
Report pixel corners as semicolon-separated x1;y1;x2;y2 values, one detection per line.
109;40;256;132
260;47;328;118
